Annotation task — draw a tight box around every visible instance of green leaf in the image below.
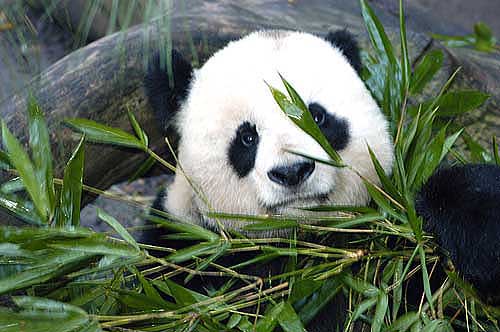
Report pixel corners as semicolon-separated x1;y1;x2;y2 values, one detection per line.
146;215;219;242
435;91;489;116
128;155;156;182
268;78;344;166
227;314;242;329
0;195;42;225
297;276;342;324
128;109;149;146
388;312;420;332
364;179;406;223
49;238;140;257
342;274;379;298
255;301;282;332
360;0;397;65
463;131;493;163
410;50;443;95
133;268;166;305
419;245;434;313
0;250;94;294
56;136;85;228
372;291;389;332
243;219;298;232
473;22;497;52
167;241;221;263
289;279;322;304
368;145;403;202
0;296;100;332
64;118;146;150
278;302;307;332
422;319;453;332
279;72;308;111
0;177;24;194
112;288;173;310
97;208;140;251
432;22;497;52
419;128;462;184
154;279;208;305
431;33;475;48
27;97;55;220
2;121;49;222
392;258;404;320
347;297;377;327
399;0;410;93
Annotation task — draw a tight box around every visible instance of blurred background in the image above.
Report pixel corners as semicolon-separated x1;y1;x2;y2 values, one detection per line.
1;0;498;103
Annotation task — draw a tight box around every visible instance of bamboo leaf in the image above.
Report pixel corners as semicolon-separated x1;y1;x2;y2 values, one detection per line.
399;0;410;93
419;245;435;313
56;136;85;228
388;312;420;332
0;296;100;332
97;208;140;251
2;121;49;222
297;276;342;324
146;215;219;242
64;118;146;150
268;78;344;166
0;195;42;225
368;145;403;202
27;97;55;220
410;50;443;95
435;91;489;116
0;250;94;294
360;0;397;64
372;291;389;332
348;297;377;326
128;109;149;146
278;302;307;332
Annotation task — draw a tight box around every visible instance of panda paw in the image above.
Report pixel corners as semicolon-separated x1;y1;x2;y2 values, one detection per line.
416;164;500;303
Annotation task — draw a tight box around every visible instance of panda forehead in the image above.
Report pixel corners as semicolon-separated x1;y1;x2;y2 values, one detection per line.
185;31;368;119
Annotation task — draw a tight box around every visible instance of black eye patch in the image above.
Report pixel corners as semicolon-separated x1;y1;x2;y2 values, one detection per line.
228;122;259;178
308;103;350;151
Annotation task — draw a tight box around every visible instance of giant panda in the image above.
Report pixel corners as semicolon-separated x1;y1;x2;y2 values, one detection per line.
143;29;500;328
146;30;393;234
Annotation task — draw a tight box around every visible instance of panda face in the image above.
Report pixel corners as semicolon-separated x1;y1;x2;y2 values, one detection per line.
163;30;394;234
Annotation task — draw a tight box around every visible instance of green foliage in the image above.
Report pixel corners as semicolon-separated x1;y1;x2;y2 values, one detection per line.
0;1;497;332
432;22;498;53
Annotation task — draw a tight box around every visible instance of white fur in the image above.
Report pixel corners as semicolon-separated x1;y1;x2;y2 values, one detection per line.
165;30;394;235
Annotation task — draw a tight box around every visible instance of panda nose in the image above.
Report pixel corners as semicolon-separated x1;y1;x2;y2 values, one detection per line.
267;162;315;187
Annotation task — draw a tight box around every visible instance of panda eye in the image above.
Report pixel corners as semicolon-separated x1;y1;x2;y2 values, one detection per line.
309;104;326;126
240;130;258;147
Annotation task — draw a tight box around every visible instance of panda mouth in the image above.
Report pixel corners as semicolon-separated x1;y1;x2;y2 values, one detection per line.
263;193;330;213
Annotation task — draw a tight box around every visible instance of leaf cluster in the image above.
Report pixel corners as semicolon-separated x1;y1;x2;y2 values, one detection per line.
0;1;499;332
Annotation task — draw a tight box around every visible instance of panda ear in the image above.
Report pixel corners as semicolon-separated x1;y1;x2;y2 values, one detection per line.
325;30;362;75
144;49;193;133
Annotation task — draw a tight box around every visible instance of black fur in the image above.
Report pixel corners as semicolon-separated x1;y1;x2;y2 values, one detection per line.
228;122;259;178
308;103;350;151
325;30;362;74
416;164;500;303
144;49;193;133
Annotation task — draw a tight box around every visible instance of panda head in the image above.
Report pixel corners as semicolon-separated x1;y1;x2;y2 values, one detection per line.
146;30;394;235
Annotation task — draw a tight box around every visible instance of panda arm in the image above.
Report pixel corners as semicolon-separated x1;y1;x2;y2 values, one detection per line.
416;164;500;303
